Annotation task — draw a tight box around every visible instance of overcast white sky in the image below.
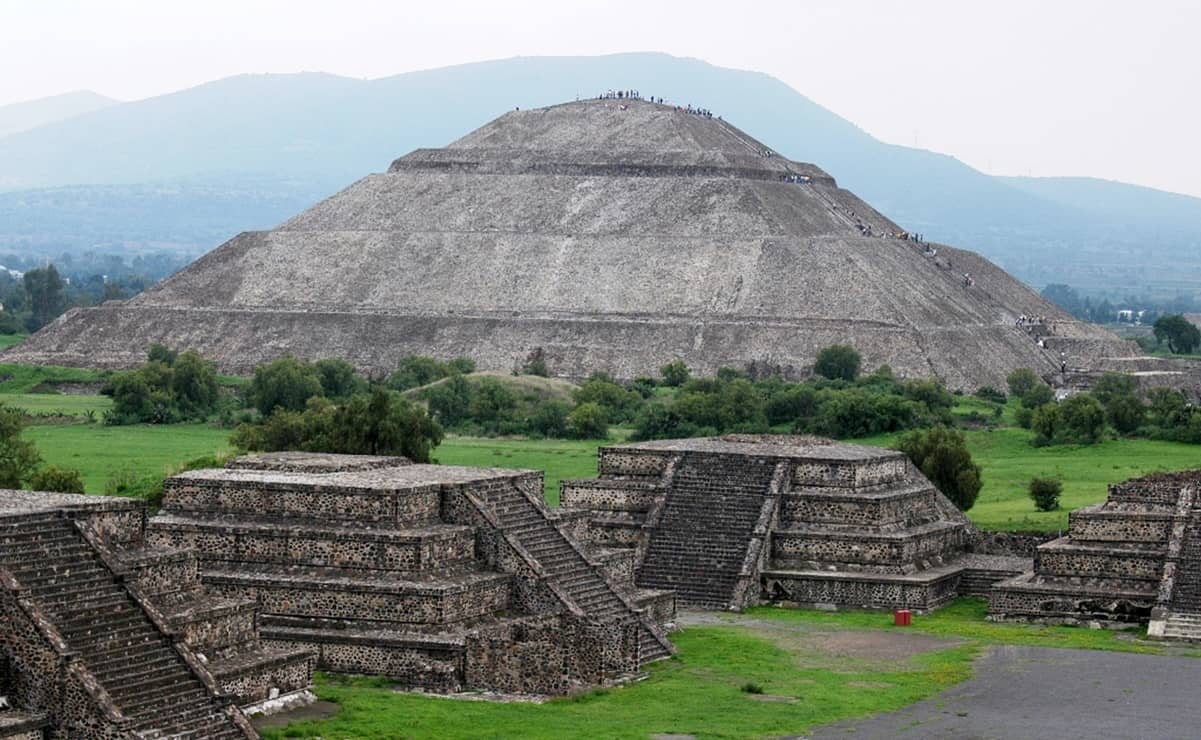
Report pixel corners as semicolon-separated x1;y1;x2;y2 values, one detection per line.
3;0;1198;197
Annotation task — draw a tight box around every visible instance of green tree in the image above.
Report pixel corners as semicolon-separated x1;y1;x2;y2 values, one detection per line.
23;264;67;332
573;375;643;424
314;358;366;399
1006;368;1041;398
567;402;609;439
1028;476;1062;512
0;403;41;488
424;374;473;426
329;388;443;462
249;355;323;415
170;350;219;418
1020;383;1056;409
147;343;179;366
660;360;690;387
387;356;454;391
1153;314;1201;354
896;425;982;511
29;466;85;494
1058;394;1106;444
814;345;861;381
527;401;571;438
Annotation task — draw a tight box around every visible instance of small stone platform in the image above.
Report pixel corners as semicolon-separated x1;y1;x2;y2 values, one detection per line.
990;470;1201;634
561;435;989;612
147;452;674;695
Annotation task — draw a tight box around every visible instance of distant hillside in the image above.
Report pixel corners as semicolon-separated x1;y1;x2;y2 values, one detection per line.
0;90;118;138
1;53;1197;298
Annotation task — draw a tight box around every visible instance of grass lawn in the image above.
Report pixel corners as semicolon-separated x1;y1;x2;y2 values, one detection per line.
0;334;25;350
860;426;1201;531
3;393;113;417
261;599;1188;739
24;423;232;493
0;361;108;393
435;435;605;506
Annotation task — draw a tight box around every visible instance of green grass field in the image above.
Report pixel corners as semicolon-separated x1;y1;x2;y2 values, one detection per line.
261;599;1186;739
2;393;113;417
0;334;25;351
24;423;233;493
435;436;605;506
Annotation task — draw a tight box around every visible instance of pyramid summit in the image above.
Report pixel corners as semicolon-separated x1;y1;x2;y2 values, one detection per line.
5;97;1133;388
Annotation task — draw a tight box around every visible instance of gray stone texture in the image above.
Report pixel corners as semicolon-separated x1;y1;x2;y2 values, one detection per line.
2;99;1135;391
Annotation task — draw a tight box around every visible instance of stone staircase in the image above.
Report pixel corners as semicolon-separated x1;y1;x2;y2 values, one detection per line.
472;482;673;662
636;454;778;608
0;513;250;739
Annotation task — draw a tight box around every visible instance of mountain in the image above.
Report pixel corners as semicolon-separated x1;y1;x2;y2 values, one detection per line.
0;90;119;138
0;53;1197;298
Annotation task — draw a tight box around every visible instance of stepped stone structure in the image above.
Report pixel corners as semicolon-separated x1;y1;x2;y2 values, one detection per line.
3;97;1136;391
560;435;1025;612
145;452;674;696
0;490;307;739
991;470;1201;639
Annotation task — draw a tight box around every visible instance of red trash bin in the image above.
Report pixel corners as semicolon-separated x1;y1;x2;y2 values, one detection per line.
894;609;912;626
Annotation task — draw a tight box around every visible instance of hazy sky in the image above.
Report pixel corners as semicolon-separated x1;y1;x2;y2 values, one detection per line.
3;0;1199;197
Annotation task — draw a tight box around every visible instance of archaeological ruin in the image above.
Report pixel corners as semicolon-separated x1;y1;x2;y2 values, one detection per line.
559;435;1026;612
990;469;1201;638
0;452;675;738
2;97;1138;391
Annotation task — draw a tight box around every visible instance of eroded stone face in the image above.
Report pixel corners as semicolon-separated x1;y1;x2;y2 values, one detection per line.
561;435;982;612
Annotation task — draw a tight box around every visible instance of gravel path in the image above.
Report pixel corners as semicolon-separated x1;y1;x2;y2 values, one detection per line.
808;645;1201;739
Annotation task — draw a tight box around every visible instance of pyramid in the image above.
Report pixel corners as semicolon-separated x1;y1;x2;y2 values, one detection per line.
5;98;1134;389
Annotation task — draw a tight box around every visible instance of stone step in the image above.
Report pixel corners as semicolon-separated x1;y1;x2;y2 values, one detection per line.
203;563;513;624
122;684;211;719
148;513;475;572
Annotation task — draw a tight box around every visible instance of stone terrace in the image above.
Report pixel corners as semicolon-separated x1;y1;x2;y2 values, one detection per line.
991;470;1201;636
147;452;673;696
561;435;1013;612
0;490;280;739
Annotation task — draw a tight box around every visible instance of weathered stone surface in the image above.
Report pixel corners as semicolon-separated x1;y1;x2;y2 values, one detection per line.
148;454;674;695
3;99;1136;391
990;470;1201;633
562;435;986;612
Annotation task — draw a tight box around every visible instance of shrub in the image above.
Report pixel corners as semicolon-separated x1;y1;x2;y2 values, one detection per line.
28;466;85;494
234;389;443;463
660;360;691;387
521;349;549;377
1020;383;1055;409
425;375;473;426
249;355;323;415
630;377;658;399
896;426;982;511
974;386;1007;405
1106;394;1145;435
314;358;366;399
387;356;455;391
814;345;861;381
1029;476;1062;512
765;385;818;426
0;403;41;488
527;401;570;438
1006;368;1040;398
567;402;609;439
1058;393;1106;444
573;375;643;424
103;469;142;497
740;682;765;695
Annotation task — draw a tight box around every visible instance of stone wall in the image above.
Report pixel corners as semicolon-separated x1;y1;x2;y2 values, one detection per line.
970;531;1061;558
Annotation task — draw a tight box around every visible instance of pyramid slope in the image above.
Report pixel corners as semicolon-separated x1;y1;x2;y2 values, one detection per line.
5;98;1134;388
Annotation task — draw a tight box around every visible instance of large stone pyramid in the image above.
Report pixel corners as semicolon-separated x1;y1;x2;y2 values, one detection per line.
5;98;1133;389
